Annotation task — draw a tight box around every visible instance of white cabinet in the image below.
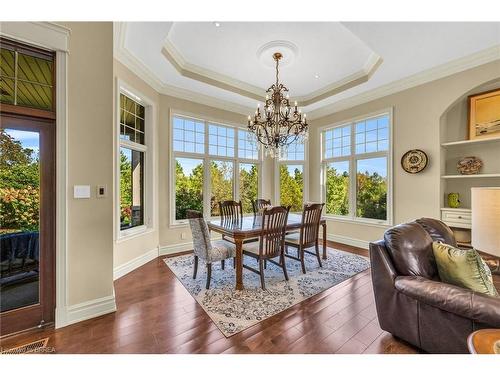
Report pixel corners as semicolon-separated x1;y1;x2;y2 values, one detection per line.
440;208;471;229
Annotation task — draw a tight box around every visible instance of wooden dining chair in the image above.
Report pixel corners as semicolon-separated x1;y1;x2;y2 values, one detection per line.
252;199;271;215
241;206;290;290
284;203;325;274
219;200;243;221
186;210;236;289
219;200;249;244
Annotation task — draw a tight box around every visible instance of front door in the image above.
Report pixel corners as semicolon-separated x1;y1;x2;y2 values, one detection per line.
0;115;55;336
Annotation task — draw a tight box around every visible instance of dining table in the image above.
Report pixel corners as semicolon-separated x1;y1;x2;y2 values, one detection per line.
207;213;327;290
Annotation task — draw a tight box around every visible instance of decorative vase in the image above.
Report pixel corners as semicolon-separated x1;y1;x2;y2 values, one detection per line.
448;193;461;208
457;156;483;175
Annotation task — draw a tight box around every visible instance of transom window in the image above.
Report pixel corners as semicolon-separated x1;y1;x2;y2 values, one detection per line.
321;111;392;224
173;116;205;154
172;114;261;223
209;124;235;157
120;94;145;144
0;39;55;112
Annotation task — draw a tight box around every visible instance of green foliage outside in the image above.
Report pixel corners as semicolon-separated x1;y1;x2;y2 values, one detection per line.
239;164;258;214
210;161;233;216
120;150;132;226
175;160;259;219
325;165;349;215
0;129;39;233
175;159;204;220
279;165;303;212
325;164;387;220
356;171;387;220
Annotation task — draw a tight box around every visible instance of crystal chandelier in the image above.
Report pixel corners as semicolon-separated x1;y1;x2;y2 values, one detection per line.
247;52;308;158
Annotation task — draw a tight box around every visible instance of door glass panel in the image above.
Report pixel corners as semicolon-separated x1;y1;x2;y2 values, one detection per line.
0;128;40;312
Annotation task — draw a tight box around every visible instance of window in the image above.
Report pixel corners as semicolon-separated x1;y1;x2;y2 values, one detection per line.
0;40;55;112
239;163;259;214
119;93;147;232
322;111;391;224
277;139;306;212
171;115;261;223
174;157;203;221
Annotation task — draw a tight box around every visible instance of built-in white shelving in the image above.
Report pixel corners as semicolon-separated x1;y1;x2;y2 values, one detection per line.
441;173;500;179
441;137;500;148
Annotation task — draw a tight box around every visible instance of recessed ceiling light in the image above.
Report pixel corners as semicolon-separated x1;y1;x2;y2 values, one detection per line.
214;22;221;27
314;73;320;79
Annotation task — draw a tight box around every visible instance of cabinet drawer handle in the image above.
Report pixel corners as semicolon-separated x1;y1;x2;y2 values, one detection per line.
458;216;463;219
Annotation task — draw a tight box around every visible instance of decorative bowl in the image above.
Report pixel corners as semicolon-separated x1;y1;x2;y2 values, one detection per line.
457;156;483;175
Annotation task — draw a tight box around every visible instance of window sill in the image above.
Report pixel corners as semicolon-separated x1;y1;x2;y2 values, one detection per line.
324;215;392;229
116;226;154;243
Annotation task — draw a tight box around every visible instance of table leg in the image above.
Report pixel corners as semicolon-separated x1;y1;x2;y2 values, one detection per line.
235;238;244;290
322;223;327;260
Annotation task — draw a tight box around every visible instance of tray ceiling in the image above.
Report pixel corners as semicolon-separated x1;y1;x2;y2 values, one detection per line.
115;22;500;118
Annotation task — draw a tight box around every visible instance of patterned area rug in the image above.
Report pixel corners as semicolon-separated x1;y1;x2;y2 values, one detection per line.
164;247;370;337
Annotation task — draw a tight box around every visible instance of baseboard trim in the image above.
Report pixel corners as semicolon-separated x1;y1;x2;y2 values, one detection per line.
159;242;193;256
327;234;370;250
57;294;117;328
113;247;159;280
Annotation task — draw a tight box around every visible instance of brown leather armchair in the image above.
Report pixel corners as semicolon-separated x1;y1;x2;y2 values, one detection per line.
370;218;500;353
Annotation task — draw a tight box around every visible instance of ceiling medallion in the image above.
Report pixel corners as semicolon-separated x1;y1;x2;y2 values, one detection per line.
248;52;308;158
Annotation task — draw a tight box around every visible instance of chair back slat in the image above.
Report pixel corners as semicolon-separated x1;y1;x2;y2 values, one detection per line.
219;200;243;222
252;199;271;215
258;206;290;258
186;210;211;259
300;203;324;246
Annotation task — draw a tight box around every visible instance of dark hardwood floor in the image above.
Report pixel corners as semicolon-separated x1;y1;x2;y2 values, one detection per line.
0;242;420;354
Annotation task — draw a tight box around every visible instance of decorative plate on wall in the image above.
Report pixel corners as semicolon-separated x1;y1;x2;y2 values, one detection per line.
401;149;428;174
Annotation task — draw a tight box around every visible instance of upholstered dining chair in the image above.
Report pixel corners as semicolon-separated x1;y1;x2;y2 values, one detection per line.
241;206;290;290
186;210;236;289
284;203;325;274
252;199;271;215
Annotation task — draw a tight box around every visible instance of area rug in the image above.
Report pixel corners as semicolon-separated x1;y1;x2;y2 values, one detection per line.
164;247;370;337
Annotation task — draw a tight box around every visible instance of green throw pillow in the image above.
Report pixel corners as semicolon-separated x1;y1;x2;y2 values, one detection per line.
432;242;499;297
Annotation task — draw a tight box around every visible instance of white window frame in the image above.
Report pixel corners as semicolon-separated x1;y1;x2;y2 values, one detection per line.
115;79;156;241
169;110;263;227
320;108;393;226
274;141;309;209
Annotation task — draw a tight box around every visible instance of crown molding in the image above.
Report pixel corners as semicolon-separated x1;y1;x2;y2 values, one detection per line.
114;22;254;117
0;21;70;52
161;35;381;106
308;45;500;120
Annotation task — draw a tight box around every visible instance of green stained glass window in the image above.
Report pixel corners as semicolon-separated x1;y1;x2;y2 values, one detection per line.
0;42;54;111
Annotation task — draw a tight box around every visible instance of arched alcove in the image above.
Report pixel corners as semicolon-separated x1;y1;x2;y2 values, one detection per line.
438;78;500;246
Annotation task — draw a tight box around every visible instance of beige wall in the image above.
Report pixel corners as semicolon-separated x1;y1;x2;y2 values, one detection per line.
309;60;500;244
60;22;115;305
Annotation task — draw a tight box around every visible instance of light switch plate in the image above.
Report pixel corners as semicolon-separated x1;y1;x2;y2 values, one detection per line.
74;185;91;199
96;185;106;198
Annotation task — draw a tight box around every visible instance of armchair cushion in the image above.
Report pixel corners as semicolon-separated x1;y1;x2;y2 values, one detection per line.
395;276;500;327
432;242;498;297
383;223;438;279
416;217;457;247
